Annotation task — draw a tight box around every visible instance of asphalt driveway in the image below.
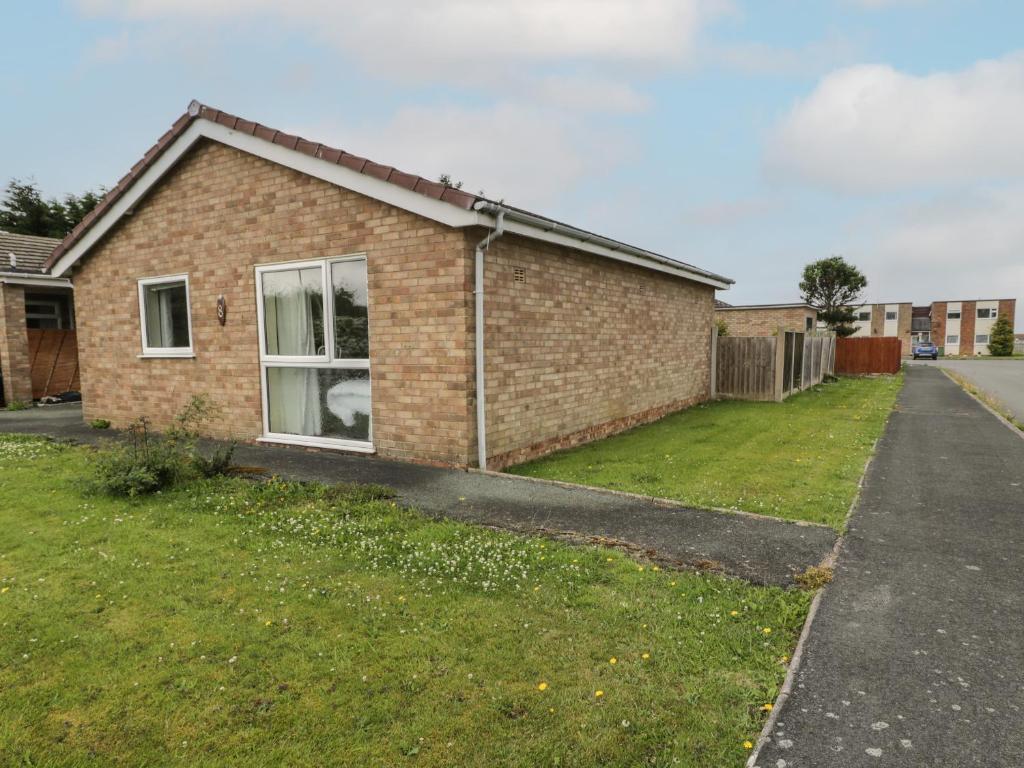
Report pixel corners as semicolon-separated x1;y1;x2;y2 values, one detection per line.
0;403;836;587
753;365;1024;767
912;357;1024;423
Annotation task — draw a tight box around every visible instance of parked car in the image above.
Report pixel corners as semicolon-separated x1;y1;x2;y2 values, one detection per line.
912;341;938;360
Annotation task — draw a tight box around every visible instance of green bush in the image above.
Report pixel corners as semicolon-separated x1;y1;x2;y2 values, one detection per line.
90;418;111;429
5;400;30;411
987;313;1015;356
91;396;236;497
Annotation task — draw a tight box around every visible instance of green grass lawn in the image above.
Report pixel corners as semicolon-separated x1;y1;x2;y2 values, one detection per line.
510;376;903;530
0;435;810;767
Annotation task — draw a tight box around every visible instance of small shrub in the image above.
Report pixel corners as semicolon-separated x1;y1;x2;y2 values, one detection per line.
90;418;111;430
193;442;236;478
5;400;30;411
987;313;1014;356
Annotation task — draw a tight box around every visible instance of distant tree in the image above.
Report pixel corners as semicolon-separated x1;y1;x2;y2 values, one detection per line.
800;256;867;338
715;318;729;337
0;178;105;238
438;173;463;190
987;313;1015;356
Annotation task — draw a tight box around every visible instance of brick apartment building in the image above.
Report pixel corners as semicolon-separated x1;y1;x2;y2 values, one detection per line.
45;101;732;470
714;301;817;336
849;299;1016;356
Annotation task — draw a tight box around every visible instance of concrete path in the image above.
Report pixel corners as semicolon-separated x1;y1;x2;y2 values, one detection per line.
0;404;836;587
754;366;1024;767
913;357;1024;424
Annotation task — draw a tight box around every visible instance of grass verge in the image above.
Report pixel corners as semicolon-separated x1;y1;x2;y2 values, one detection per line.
942;369;1024;432
0;435;809;767
509;375;902;530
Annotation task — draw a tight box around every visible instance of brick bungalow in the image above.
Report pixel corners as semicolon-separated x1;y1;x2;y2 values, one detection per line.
714;301;817;336
46;101;732;469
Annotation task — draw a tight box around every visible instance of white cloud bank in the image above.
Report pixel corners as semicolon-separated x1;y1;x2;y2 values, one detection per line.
766;53;1024;192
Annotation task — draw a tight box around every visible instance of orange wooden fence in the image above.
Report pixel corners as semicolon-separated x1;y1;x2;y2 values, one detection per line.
835;336;901;375
27;329;80;399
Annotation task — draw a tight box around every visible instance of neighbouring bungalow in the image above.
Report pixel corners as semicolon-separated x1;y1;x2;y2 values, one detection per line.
46;101;732;469
714;301;818;336
0;229;79;405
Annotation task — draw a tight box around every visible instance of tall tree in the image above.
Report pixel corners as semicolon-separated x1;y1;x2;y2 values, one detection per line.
987;313;1015;356
0;178;105;238
799;256;867;337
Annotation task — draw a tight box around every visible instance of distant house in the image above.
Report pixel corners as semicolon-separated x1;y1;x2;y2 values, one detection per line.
848;302;913;356
0;230;78;405
45;100;732;469
714;302;818;336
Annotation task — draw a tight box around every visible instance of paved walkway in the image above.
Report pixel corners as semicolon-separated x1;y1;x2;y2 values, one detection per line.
754;366;1024;767
914;357;1024;424
0;404;836;587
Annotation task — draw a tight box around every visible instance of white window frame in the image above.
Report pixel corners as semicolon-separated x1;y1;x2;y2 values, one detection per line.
977;308;995;319
947;334;959;344
947;310;961;320
856;312;870;322
976;334;989;343
255;254;372;452
137;274;194;358
885;311;897;321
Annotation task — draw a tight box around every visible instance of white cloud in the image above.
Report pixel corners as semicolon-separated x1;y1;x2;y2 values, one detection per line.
853;186;1024;319
766;53;1024;192
77;0;715;82
533;75;650;113
708;34;860;77
292;102;634;211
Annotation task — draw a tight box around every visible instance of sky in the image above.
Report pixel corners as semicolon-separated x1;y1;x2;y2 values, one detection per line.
3;1;1023;321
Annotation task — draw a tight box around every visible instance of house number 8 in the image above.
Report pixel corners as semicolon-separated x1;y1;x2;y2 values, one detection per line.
217;295;227;326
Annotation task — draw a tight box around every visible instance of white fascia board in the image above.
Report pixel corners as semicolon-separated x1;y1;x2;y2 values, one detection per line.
50;119;482;277
0;273;73;288
488;216;731;290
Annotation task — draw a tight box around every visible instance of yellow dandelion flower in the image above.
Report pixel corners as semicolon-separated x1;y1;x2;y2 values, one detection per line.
641;653;650;660
762;703;773;712
638;566;645;572
594;690;604;698
652;566;660;572
609;657;617;665
265;620;273;627
670;581;677;586
0;587;8;594
533;586;541;592
549;707;555;714
781;655;789;663
607;557;614;562
730;610;739;617
743;740;753;750
537;682;548;692
762;627;772;635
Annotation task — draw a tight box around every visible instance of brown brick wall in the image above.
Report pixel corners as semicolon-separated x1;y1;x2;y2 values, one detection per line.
72;139;476;466
960;301;976;355
896;303;913;356
998;299;1016;331
480;232;714;469
931;302;947;352
0;283;33;404
714;307;815;336
870;306;884;337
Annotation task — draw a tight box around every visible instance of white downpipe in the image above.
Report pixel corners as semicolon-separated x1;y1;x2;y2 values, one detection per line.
474;211;505;470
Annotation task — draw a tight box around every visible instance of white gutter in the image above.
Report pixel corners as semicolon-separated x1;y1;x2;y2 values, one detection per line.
474;210;505;470
473;201;733;290
0;273;73;288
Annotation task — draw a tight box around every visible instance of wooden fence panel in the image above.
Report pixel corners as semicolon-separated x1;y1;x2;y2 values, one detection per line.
27;329;80;399
716;336;777;401
835;336;901;375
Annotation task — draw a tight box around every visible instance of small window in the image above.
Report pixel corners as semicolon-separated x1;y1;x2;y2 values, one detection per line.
976;334;989;343
885;311;897;320
947;310;961;319
977;307;995;319
857;312;870;322
805;316;813;331
947;334;959;344
138;275;193;356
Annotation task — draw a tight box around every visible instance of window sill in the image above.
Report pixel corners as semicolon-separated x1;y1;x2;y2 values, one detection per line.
137;352;196;359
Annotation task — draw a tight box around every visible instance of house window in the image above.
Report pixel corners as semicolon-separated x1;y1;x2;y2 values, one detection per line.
256;255;371;451
25;299;64;329
856;312;870;322
976;334;989;343
138;275;193;356
947;310;961;319
947;334;959;344
805;316;813;331
977;307;995;319
885;311;897;320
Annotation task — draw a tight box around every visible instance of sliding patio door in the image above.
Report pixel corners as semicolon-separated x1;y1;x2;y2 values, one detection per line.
256;256;372;451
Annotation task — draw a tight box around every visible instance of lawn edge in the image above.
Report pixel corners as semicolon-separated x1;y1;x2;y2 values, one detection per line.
478;468;836;531
940;368;1024;440
746;426;887;767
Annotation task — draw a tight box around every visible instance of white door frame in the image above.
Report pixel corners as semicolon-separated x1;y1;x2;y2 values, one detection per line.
254;254;373;452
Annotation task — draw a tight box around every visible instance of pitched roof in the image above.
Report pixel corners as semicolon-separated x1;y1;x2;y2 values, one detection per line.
45;101;732;289
0;230;61;274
